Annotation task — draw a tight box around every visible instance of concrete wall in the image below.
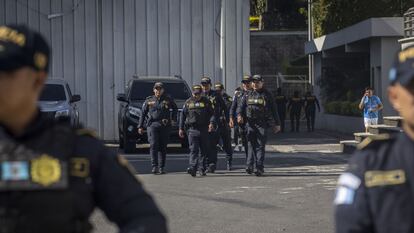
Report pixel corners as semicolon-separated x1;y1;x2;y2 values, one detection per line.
0;0;250;140
250;31;307;75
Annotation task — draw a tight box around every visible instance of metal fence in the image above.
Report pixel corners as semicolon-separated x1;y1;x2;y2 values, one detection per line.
404;7;414;37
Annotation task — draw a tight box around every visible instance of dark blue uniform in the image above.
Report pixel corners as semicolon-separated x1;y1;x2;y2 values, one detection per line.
180;96;215;176
218;92;234;168
334;134;414;233
274;94;287;133
202;90;227;172
237;89;280;175
138;94;178;171
288;97;303;132
304;95;320;132
0;112;167;233
230;89;250;158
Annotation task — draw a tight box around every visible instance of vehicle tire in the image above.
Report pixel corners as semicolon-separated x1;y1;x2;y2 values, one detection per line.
123;137;136;154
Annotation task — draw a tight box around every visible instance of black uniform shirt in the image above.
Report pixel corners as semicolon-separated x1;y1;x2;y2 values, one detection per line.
0;112;167;233
138;94;178;128
304;96;320;111
179;96;215;130
202;90;228;125
230;90;249;121
335;133;414;233
288;97;304;113
274;95;287;112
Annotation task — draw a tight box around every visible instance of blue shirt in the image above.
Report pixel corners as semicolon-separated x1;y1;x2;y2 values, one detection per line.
363;95;382;119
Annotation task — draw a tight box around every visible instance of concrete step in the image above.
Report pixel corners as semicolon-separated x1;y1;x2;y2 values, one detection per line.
354;132;375;143
383;116;403;127
340;140;359;154
368;124;403;135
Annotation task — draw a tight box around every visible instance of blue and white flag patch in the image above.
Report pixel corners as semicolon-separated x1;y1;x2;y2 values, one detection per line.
334;172;361;205
1;161;29;181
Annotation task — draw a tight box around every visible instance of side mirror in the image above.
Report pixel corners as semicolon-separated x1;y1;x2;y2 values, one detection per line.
71;94;81;103
117;93;128;102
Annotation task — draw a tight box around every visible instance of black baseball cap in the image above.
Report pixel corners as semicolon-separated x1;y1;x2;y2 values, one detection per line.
389;45;414;87
153;82;164;89
252;75;263;82
0;24;50;72
201;76;211;85
241;75;252;83
192;85;202;94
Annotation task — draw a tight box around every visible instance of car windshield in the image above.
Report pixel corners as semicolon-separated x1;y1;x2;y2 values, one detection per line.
130;81;191;100
39;84;67;101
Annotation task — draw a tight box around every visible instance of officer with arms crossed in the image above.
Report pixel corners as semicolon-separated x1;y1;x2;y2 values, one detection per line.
0;25;167;233
334;45;414;233
179;85;215;177
229;75;252;159
214;82;234;170
200;77;227;173
138;82;178;174
237;75;280;176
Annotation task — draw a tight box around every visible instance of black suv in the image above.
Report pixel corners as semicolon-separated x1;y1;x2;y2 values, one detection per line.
117;76;192;153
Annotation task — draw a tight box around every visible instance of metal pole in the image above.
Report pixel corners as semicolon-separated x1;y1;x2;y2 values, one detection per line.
308;0;314;86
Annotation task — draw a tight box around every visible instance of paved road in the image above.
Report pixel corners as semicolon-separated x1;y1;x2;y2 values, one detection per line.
92;131;351;233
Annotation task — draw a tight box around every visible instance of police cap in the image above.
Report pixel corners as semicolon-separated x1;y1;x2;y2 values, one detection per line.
389;45;414;87
241;75;252;83
214;83;224;90
0;24;50;72
201;76;211;85
252;75;263;82
192;85;202;94
153;82;164;89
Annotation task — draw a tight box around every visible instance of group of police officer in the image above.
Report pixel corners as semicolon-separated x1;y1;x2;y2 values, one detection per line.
2;24;414;233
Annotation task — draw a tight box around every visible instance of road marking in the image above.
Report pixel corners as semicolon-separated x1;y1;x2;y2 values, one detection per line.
215;190;245;195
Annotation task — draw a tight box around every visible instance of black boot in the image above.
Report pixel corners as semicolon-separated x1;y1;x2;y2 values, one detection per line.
207;164;216;173
187;167;196;177
159;167;166;174
227;161;232;171
245;166;253;175
255;167;264;177
152;167;159;174
199;169;206;176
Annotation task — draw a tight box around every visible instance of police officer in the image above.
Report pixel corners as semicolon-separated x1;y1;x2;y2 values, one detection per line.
274;88;288;133
229;75;252;159
200;76;227;173
237;75;280;176
179;85;215;177
0;25;167;233
138;82;178;174
304;91;320;132
214;83;234;170
334;45;414;233
288;91;303;132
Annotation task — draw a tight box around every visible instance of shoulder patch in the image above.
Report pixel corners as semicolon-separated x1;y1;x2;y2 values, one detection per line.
357;134;392;150
76;129;98;138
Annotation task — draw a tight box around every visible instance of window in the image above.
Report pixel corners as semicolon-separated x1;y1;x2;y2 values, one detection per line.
129;81;191;100
39;84;67;101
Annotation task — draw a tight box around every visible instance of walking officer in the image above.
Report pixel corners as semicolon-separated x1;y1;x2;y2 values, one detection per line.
0;24;167;233
200;76;227;173
334;45;414;233
304;91;320;132
288;91;303;132
274;88;288;133
237;75;280;176
214;83;234;170
138;82;178;174
229;75;252;159
179;85;215;177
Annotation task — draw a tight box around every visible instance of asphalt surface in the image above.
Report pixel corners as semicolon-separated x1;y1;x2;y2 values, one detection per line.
91;130;351;233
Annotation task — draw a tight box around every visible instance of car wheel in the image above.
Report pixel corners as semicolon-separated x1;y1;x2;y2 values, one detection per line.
123;137;136;154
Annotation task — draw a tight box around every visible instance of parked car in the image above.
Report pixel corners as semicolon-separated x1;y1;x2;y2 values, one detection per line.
38;79;81;126
117;75;191;153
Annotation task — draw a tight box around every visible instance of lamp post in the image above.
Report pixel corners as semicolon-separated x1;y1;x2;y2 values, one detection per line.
308;0;314;86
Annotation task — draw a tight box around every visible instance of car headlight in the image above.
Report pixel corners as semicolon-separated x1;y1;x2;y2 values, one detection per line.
55;109;70;118
128;106;142;117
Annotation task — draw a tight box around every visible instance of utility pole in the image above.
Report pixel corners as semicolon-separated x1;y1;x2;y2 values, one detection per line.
308;0;314;86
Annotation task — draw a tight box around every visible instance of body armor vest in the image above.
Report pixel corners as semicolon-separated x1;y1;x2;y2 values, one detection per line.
147;96;172;121
246;95;267;120
185;98;210;126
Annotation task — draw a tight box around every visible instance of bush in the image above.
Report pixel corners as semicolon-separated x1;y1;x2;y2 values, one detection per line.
324;101;361;117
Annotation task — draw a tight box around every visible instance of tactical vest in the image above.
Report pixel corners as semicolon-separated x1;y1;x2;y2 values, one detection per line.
290;98;302;112
246;95;267;120
185;98;210;127
305;97;316;109
0;123;93;233
147;97;171;121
